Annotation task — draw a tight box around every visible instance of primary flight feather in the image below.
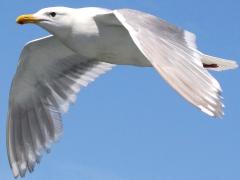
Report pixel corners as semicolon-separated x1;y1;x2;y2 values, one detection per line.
9;6;238;178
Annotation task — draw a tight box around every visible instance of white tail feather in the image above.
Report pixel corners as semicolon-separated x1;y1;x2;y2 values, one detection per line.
202;54;239;71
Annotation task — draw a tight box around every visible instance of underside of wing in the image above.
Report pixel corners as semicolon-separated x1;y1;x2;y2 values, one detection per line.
8;35;114;177
95;9;223;117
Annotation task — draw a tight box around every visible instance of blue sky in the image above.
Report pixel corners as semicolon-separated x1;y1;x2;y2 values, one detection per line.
1;0;240;180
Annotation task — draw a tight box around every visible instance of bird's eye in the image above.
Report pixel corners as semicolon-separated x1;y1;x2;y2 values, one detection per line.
49;12;56;17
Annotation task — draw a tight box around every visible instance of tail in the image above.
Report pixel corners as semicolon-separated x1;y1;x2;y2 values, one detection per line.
202;54;238;71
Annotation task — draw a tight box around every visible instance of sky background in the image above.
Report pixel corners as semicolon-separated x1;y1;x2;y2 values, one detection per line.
1;0;240;180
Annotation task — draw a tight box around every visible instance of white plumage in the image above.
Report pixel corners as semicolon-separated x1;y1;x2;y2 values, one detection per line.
9;6;238;178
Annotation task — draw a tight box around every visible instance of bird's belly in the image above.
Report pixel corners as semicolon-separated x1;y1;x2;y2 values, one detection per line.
64;34;101;58
97;26;151;67
65;25;151;67
98;39;151;67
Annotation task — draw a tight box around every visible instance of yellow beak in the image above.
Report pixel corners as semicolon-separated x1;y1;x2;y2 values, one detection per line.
16;14;40;25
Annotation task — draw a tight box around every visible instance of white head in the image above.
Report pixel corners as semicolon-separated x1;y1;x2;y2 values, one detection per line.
16;7;75;36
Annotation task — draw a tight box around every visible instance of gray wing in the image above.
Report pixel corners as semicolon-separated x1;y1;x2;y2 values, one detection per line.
95;9;223;117
8;35;114;177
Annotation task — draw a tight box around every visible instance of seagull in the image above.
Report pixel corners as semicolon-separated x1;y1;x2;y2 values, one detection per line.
9;6;238;178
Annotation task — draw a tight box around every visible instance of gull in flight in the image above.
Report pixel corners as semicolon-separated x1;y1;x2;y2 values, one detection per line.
9;6;238;178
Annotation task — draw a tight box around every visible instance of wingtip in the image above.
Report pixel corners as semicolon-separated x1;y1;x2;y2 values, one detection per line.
199;105;215;117
12;162;20;179
198;101;224;118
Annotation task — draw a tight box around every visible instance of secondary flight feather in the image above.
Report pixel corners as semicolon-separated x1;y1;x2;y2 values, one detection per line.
9;6;238;178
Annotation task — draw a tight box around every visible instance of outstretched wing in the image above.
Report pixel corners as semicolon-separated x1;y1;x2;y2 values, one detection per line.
95;9;223;117
8;35;114;177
